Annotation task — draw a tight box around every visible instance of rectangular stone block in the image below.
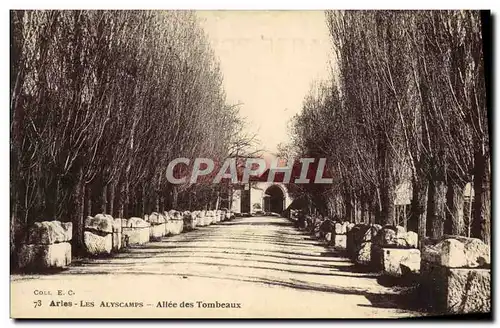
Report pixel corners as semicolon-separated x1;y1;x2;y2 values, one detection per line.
18;242;71;270
27;221;72;244
380;248;420;277
166;220;184;235
333;234;347;249
149;223;165;240
441;239;467;268
196;217;205;227
84;231;112;255
423;237;490;268
447;267;490;313
347;224;377;260
173;220;184;234
355;242;372;265
421;261;491;314
164;221;172;235
85;215;114;233
122;227;150;245
126;217;150;229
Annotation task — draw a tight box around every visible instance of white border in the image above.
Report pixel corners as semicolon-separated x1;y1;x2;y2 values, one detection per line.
1;1;498;327
3;0;500;10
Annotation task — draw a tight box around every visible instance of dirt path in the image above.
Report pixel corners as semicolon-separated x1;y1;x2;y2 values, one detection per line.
11;216;424;318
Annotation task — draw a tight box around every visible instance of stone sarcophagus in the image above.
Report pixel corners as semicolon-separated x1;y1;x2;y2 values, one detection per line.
121;217;150;245
331;221;354;250
165;210;184;235
205;210;216;225
371;225;420;277
84;214;114;256
420;236;491;314
18;220;72;270
183;211;197;231
145;212;166;241
347;224;382;266
196;211;208;226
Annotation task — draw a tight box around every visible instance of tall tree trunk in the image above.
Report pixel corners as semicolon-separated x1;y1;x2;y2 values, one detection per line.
84;184;92;218
124;179;130;218
445;180;465;236
344;190;353;222
361;194;370;224
427;179;446;239
411;175;429;249
118;180;125;219
374;187;383;224
101;182;108;214
228;187;234;213
380;168;395;226
354;196;361;224
369;195;377;225
215;191;220;211
54;178;62;220
44;177;58;219
155;174;162;212
171;186;179;209
109;182;115;217
159;186;164;213
71;167;85;256
141;184;146;215
155;190;160;212
472;150;491;244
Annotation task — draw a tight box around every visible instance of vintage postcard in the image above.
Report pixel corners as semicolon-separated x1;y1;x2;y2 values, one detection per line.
10;9;492;319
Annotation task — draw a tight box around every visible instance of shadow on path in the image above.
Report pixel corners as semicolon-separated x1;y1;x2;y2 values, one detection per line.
13;216;425;316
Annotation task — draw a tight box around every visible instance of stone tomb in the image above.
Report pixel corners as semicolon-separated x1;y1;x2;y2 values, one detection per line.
122;217;150;245
84;214;114;256
346;224;382;265
371;225;420;277
165;211;184;235
221;209;232;222
420;236;490;314
220;210;227;222
18;220;72;270
145;212;167;241
331;221;355;249
317;219;335;241
196;211;207;226
205;210;216;225
183;211;197;231
224;209;231;221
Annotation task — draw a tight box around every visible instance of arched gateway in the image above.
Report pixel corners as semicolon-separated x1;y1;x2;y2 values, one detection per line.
230;182;292;215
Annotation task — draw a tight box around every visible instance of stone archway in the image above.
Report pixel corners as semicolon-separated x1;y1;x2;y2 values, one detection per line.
230;182;293;214
264;184;285;213
256;182;292;214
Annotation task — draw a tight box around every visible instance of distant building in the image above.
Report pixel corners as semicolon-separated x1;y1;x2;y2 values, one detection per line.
231;182;292;214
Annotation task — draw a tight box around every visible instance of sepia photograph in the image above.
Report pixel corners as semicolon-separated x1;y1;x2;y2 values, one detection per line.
9;8;492;319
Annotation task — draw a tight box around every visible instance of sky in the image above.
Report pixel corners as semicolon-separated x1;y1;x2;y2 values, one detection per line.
197;11;333;156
